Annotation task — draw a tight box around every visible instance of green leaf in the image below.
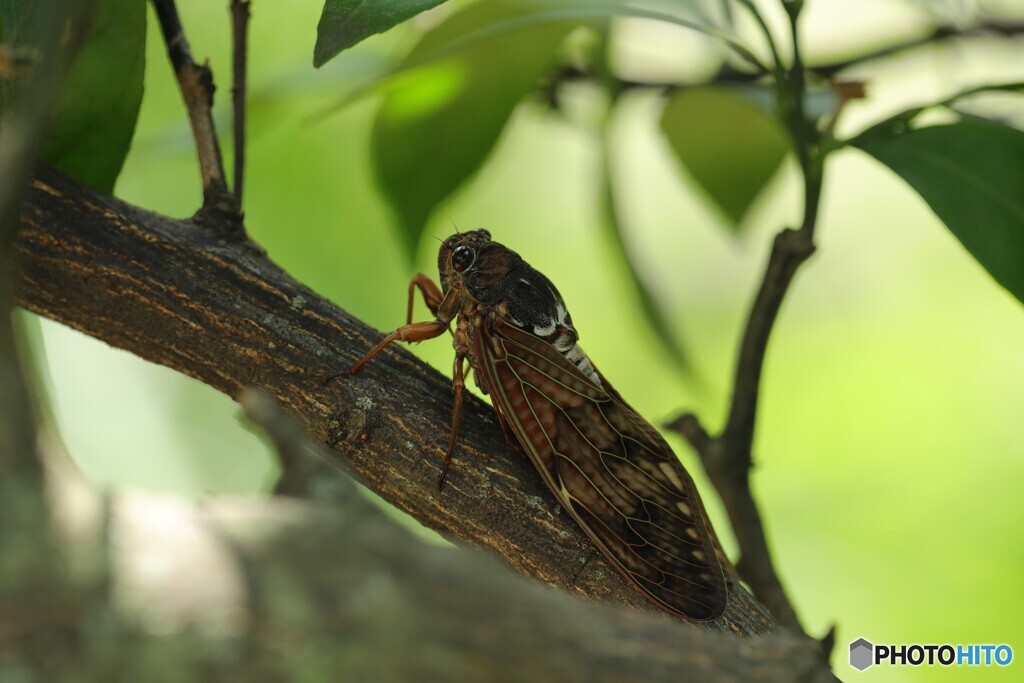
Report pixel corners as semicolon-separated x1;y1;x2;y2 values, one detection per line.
35;0;146;193
599;132;690;375
855;119;1024;306
313;0;753;121
660;86;789;228
372;1;574;258
314;0;449;68
388;0;753;70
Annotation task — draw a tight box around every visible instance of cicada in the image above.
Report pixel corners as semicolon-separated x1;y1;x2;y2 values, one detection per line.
340;229;727;620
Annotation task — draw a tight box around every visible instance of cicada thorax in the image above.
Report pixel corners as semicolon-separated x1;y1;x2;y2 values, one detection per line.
441;232;602;387
347;229;728;620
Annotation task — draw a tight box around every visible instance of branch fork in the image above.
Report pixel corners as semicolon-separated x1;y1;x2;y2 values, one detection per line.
151;0;248;233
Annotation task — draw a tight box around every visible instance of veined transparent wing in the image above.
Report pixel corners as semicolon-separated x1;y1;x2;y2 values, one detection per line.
471;318;727;620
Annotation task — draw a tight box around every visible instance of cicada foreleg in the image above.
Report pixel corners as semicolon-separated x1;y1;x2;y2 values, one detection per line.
407;272;444;324
342;320;449;378
323;277;458;386
327;278;468;490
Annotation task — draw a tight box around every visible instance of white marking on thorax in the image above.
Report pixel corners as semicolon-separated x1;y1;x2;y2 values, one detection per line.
532;319;556;337
566;343;600;386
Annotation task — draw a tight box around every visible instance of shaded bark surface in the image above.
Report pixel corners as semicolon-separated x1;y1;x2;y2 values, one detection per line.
14;166;780;636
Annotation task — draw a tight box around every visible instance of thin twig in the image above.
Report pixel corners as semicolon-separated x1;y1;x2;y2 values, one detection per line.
813;18;1024;78
666;0;827;637
231;0;251;207
668;227;813;633
0;0;63;478
736;0;784;80
151;0;239;222
547;18;1024;96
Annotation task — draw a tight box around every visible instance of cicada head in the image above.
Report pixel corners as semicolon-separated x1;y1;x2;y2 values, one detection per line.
437;229;523;303
438;229;490;283
437;230;579;359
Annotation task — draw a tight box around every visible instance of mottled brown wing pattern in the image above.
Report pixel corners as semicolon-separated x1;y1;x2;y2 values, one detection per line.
472;318;727;620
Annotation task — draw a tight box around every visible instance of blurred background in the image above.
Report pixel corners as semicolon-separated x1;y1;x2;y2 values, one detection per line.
20;0;1024;679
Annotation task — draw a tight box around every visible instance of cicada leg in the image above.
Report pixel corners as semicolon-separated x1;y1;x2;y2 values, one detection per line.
322;320;449;386
326;277;468;491
323;275;456;385
438;350;467;490
407;273;444;323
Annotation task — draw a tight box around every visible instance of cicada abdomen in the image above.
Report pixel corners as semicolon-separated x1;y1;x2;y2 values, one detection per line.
339;229;728;620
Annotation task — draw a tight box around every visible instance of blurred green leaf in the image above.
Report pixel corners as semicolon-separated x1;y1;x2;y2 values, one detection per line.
314;0;448;68
599;132;690;375
660;87;789;228
372;1;574;258
855;119;1024;307
314;0;753;121
35;0;146;193
0;0;40;43
1;0;57;113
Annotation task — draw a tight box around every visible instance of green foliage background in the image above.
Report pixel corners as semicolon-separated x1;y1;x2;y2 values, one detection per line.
20;1;1023;679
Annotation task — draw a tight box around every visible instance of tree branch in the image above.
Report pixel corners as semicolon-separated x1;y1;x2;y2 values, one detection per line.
667;2;826;636
0;2;97;663
23;400;834;682
0;382;837;680
231;0;251;207
811;17;1024;79
668;228;814;634
547;17;1024;97
15;165;782;637
151;0;239;224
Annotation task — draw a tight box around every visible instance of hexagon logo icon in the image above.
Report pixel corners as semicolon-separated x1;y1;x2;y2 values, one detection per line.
849;638;874;671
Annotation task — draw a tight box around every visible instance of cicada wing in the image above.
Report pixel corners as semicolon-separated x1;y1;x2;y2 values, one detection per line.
473;320;727;620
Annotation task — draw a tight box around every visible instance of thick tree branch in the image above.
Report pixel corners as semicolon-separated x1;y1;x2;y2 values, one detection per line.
31;427;836;682
151;0;239;224
0;383;837;680
15;165;782;637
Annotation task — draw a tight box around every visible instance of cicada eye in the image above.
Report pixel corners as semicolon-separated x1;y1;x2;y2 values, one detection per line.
451;245;476;273
478;229;491;240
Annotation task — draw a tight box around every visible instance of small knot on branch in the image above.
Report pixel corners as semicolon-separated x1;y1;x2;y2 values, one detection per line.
197;61;216;106
665;412;711;457
775;227;816;261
